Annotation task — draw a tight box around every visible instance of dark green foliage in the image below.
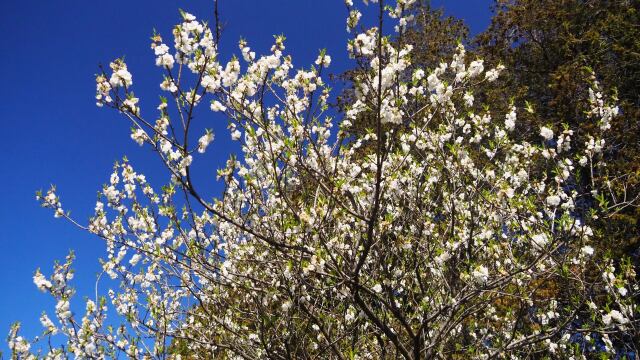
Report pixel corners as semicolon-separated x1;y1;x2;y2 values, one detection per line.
475;0;640;259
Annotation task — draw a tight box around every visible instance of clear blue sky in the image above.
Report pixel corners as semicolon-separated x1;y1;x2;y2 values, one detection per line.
0;0;491;354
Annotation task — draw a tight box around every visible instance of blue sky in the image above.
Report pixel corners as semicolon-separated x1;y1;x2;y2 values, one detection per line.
0;0;491;354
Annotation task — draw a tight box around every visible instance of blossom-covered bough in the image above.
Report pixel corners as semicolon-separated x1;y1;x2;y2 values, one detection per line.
10;0;639;358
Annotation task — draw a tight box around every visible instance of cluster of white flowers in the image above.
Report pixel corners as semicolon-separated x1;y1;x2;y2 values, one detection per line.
588;82;619;131
315;51;332;68
197;130;214;153
7;327;31;359
130;128;147;146
540;126;554;140
153;42;175;69
108;59;132;88
32;271;52;292
36;187;64;218
484;64;504;82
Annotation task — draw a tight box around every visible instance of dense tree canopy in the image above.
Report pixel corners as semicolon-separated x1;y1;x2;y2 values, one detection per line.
475;0;640;258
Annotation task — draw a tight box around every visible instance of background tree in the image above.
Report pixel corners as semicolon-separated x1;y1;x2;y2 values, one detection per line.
475;0;640;260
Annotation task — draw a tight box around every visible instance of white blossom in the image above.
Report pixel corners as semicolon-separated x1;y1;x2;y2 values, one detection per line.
540;126;554;140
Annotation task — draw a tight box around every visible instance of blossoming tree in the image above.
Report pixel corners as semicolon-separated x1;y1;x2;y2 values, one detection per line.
9;0;638;358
